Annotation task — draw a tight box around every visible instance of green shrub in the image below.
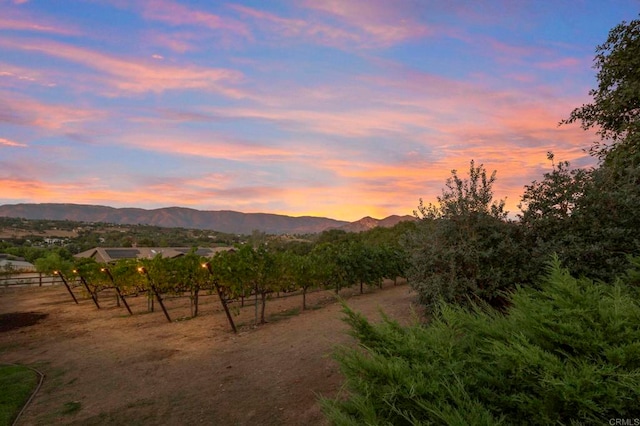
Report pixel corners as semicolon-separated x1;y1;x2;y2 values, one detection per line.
322;258;640;425
407;161;529;309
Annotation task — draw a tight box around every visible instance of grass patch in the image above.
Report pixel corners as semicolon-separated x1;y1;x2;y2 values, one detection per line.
268;307;300;322
0;364;39;425
61;401;81;415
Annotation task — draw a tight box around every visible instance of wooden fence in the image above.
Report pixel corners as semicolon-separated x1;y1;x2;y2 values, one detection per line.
0;272;61;288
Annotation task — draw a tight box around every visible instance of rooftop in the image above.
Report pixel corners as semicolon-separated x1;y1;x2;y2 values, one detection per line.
74;246;233;264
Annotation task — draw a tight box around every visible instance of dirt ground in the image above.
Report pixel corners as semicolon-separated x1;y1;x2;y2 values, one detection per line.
0;280;420;425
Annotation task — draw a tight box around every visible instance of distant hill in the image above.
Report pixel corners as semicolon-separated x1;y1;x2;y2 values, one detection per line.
0;203;415;235
337;215;417;233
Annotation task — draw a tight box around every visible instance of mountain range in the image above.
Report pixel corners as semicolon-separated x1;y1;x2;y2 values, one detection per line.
0;203;415;235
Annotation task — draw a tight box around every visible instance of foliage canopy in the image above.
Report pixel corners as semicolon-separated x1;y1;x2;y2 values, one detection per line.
323;259;640;425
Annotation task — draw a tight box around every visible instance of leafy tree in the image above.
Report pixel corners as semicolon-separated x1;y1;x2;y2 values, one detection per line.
518;154;592;279
562;16;640;160
519;153;590;224
210;248;251;305
407;160;526;308
5;246;51;263
169;250;210;317
72;257;106;287
109;258;146;295
377;244;410;285
282;251;320;310
311;242;345;295
218;244;281;324
415;159;506;220
35;252;77;303
252;245;283;324
518;17;640;282
568;163;640;281
345;241;386;294
323;258;640;425
34;252;73;276
315;229;351;245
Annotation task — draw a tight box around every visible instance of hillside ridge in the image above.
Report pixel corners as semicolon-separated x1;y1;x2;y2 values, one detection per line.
0;203;414;235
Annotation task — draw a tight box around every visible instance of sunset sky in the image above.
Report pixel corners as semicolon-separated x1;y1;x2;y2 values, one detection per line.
1;1;637;221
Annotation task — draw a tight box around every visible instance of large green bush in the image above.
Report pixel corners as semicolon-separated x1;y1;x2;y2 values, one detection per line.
406;161;528;309
322;258;640;425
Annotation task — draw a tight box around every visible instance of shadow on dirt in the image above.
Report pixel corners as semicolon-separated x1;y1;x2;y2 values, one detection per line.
0;312;48;332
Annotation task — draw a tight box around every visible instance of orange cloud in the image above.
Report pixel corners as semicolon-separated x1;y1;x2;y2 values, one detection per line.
119;134;308;162
0;176;313;218
206;106;433;138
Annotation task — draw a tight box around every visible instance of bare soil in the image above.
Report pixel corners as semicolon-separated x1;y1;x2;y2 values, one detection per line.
0;281;420;425
0;228;78;239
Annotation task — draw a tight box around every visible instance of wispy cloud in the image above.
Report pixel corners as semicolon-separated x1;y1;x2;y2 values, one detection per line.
0;137;27;147
0;63;57;88
0;10;79;35
301;0;433;46
535;57;585;70
205;106;432;138
138;0;251;39
0;90;104;130
230;2;431;50
0;38;244;96
119;133;308;162
231;5;362;47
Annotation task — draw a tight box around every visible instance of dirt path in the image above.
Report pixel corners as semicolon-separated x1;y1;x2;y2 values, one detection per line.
0;281;419;425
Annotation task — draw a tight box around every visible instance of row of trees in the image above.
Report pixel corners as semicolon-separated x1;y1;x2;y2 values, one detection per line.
34;237;410;326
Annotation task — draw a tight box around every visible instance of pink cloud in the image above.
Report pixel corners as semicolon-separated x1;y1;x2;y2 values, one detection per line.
206;106;433;138
536;57;585;70
118;133;308;162
0;63;57;88
231;5;362;46
0;90;104;130
0;137;27;147
489;38;550;62
0;38;244;96
143;30;200;53
138;0;251;39
301;0;433;46
230;3;430;49
0;10;79;35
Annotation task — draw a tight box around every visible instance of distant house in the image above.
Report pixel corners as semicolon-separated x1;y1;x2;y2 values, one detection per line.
74;247;233;264
43;238;66;246
0;255;36;272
